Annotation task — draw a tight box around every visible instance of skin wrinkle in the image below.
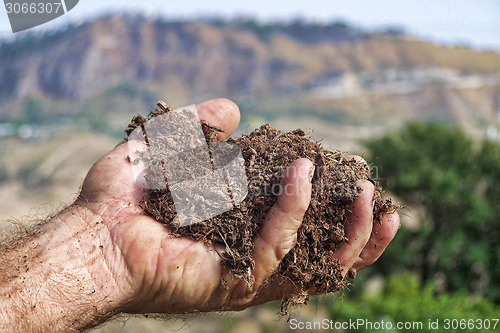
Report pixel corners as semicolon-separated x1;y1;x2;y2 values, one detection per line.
145;236;208;312
0;98;400;330
83;204;137;290
197;253;222;307
147;238;172;310
53;213;120;319
85;209;136;318
72;207;130;297
85;202;141;284
119;235;150;303
259;210;296;265
214;281;235;311
196;250;221;305
216;267;241;309
167;255;206;312
183;262;203;306
226;280;256;310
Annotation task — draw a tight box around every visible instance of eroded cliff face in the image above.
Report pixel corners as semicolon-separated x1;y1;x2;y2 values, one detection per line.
1;15;499;105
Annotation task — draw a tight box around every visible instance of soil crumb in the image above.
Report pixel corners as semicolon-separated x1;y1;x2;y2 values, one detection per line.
125;101;398;312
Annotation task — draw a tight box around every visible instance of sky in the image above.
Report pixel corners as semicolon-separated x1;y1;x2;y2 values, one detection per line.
0;0;499;49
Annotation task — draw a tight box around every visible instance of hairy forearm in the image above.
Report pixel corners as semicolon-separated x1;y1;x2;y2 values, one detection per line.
0;205;127;332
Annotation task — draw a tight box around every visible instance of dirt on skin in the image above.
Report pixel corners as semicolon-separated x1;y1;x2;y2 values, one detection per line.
125;101;397;312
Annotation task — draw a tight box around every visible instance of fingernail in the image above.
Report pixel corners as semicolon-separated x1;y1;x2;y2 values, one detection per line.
309;165;315;182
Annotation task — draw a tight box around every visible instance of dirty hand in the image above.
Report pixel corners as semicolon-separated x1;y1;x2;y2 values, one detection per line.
76;98;400;314
0;99;399;332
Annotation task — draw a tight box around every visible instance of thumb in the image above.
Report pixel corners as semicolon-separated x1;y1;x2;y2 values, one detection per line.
251;158;314;289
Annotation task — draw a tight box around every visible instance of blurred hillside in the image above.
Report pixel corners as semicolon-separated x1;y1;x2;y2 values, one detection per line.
1;14;500;146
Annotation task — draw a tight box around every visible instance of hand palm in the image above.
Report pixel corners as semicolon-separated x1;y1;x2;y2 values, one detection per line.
78;143;238;312
75;99;399;314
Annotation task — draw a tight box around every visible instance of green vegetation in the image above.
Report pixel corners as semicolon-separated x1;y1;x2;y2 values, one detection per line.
0;149;7;183
330;273;500;333
21;97;46;124
365;122;500;302
0;92;143;140
239;103;363;127
106;82;160;104
218;18;384;44
1;96;53;125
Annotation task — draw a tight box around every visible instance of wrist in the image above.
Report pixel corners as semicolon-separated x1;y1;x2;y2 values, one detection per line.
0;204;132;331
58;204;134;318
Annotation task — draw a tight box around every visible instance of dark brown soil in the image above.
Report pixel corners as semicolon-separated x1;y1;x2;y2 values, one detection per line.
125;101;397;312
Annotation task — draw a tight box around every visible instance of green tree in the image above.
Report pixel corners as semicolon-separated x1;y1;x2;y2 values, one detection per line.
21;97;46;124
365;122;500;302
0;151;7;183
330;273;500;333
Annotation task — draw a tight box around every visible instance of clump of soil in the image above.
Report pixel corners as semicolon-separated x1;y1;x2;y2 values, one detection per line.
125;101;397;311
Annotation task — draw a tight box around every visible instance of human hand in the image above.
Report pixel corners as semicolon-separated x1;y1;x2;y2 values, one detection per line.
74;98;400;314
